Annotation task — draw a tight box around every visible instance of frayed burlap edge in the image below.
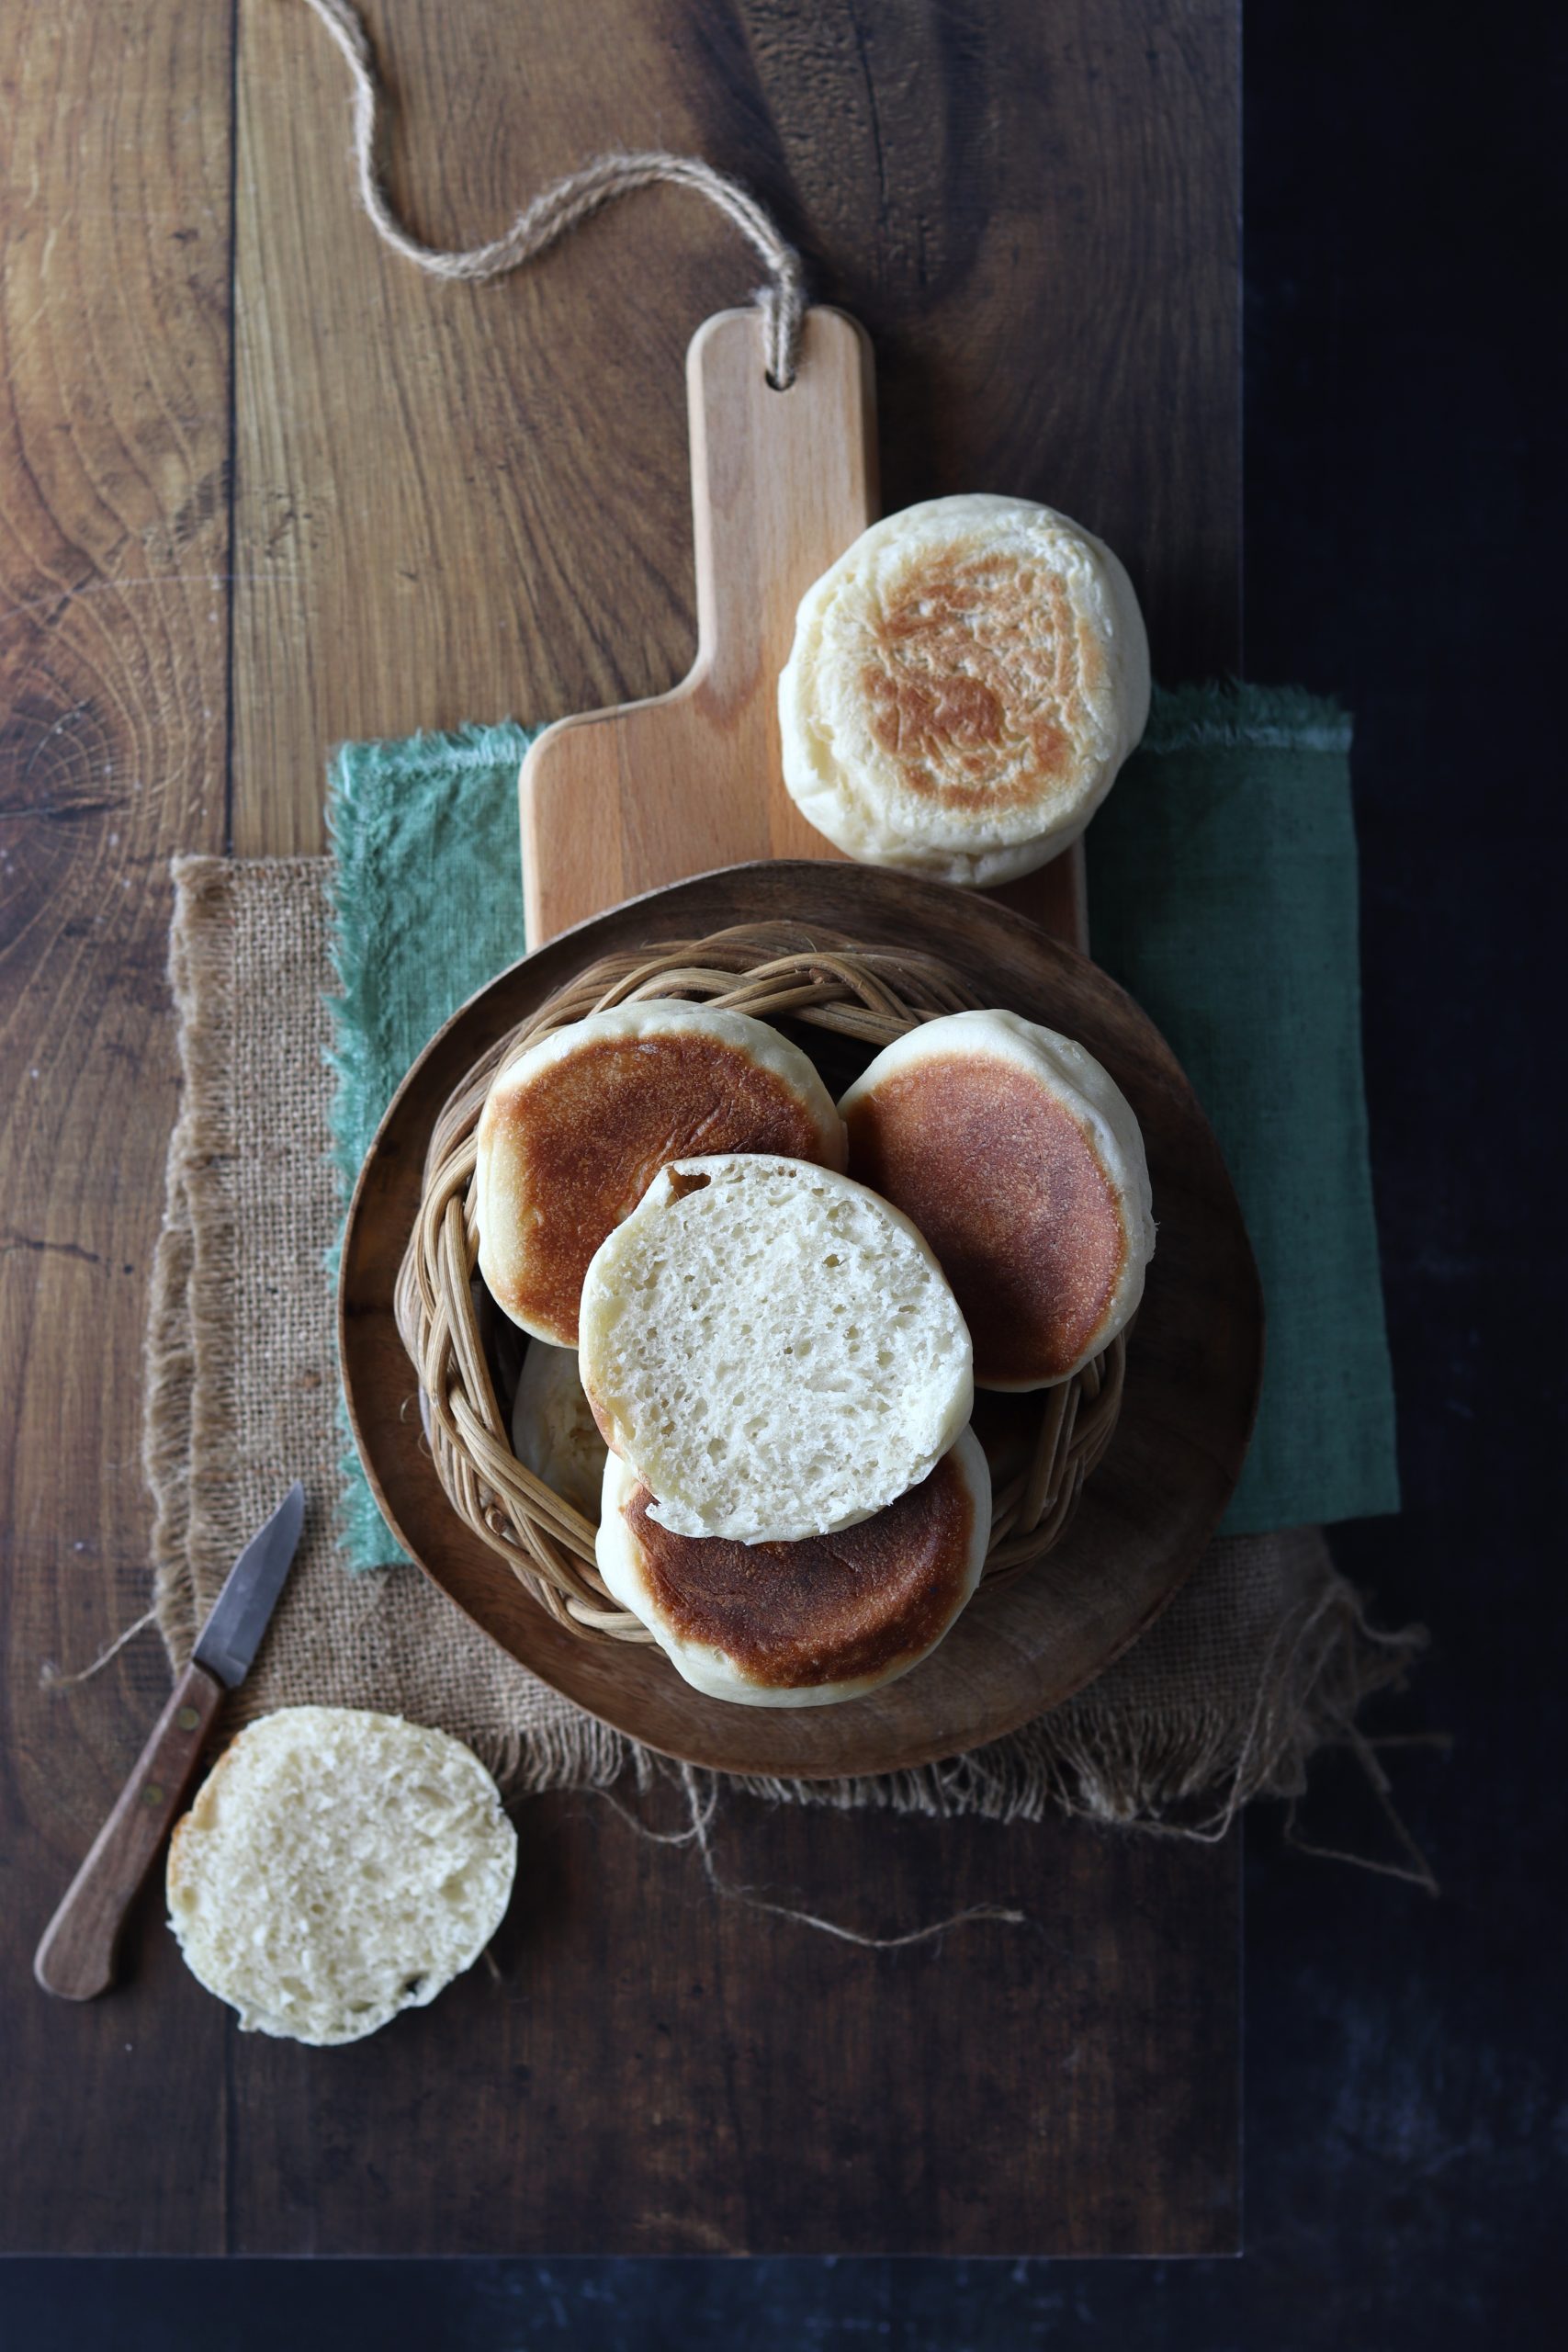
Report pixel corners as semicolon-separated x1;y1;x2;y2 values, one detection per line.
708;1532;1429;1848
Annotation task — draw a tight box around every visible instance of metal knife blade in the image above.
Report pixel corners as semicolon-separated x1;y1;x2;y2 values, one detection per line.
192;1480;306;1689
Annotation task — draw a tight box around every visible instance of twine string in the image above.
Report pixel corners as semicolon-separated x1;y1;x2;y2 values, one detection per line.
40;1607;160;1690
300;0;807;386
594;1769;1030;1950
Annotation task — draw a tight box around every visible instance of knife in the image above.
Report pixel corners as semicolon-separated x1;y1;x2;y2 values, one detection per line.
33;1482;306;2002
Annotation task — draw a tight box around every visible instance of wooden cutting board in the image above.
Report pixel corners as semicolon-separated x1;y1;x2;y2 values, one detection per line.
520;306;1088;949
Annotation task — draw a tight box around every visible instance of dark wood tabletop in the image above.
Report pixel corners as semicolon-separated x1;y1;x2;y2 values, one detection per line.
0;0;1240;2256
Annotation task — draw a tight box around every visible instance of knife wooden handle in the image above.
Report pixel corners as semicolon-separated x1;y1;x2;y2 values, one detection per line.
34;1658;227;2001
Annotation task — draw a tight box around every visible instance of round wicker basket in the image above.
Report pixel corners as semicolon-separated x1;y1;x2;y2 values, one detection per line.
394;921;1127;1644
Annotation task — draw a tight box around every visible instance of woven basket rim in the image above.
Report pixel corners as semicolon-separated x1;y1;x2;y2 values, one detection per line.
394;921;1126;1647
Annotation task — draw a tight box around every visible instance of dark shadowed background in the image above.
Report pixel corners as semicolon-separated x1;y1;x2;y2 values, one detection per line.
5;0;1561;2340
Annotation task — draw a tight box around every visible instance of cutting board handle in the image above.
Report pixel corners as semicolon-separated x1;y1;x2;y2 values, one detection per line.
521;307;877;943
686;307;877;700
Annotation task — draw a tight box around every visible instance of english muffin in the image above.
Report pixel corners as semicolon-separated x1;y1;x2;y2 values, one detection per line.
778;493;1150;887
578;1152;974;1544
840;1009;1154;1389
476;999;846;1344
596;1427;991;1707
165;1707;516;2046
510;1342;608;1521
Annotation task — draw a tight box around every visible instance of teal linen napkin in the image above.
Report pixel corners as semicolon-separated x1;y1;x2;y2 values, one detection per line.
328;686;1398;1565
1089;685;1399;1531
328;723;536;1568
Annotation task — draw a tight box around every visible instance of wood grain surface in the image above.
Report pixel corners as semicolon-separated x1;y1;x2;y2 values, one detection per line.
343;863;1262;1775
1;0;1243;2256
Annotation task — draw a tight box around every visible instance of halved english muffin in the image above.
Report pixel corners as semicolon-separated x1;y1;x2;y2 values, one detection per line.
840;1009;1154;1390
166;1709;516;2046
596;1428;991;1707
509;1341;608;1521
578;1153;974;1544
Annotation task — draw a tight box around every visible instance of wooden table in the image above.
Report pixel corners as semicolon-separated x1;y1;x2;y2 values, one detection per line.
0;0;1241;2256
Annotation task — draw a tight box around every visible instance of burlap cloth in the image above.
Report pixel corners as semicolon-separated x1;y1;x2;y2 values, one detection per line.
143;855;1425;1833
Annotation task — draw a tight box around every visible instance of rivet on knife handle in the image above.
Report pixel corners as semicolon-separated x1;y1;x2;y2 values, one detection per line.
33;1659;226;2001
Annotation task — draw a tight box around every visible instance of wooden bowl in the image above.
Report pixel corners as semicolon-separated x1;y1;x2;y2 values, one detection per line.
340;861;1263;1778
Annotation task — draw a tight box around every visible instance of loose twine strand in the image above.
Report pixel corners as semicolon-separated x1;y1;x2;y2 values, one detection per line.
39;1608;160;1690
596;1769;1031;1950
299;0;807;386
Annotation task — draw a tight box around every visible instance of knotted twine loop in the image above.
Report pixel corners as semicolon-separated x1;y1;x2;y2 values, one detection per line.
300;0;808;387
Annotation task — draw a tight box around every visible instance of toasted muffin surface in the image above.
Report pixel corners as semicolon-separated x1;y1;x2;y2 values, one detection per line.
779;494;1150;888
596;1430;991;1706
840;1010;1154;1389
629;1450;973;1686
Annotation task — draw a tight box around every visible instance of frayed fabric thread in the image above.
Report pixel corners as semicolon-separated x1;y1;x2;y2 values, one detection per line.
592;1767;1030;1950
39;1609;161;1691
